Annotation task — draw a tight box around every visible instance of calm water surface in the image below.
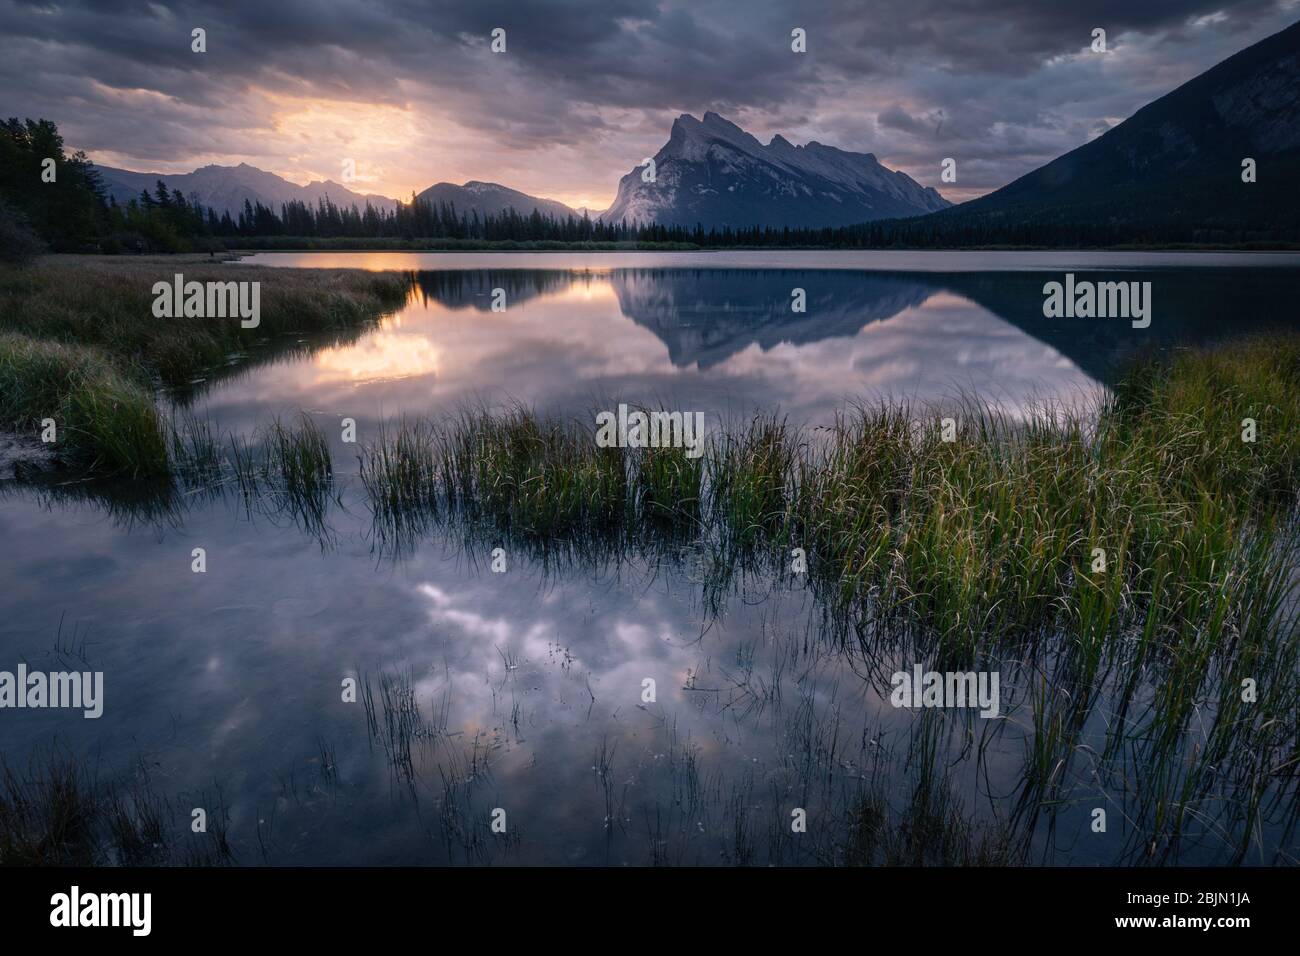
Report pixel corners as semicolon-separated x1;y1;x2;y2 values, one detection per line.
3;252;1298;865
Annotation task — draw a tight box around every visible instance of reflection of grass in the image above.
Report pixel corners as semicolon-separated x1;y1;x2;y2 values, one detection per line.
845;770;1022;866
0;750;98;866
0;749;234;867
0;255;409;475
261;414;334;527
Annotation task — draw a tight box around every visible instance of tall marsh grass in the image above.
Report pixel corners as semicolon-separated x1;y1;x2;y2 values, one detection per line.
357;338;1300;660
0;333;167;475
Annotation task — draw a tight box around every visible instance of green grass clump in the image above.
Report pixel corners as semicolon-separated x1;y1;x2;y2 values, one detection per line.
0;332;167;474
258;414;335;529
1108;336;1300;509
636;440;705;529
709;413;796;544
439;405;629;538
263;413;332;497
359;417;439;538
361;404;722;553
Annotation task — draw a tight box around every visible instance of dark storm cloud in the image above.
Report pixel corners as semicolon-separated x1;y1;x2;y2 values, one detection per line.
1;0;1296;203
770;0;1288;76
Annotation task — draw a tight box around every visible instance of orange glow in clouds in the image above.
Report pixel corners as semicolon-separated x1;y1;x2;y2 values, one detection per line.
261;90;424;196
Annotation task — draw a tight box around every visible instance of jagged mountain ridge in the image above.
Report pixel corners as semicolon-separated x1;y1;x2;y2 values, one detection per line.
600;111;950;229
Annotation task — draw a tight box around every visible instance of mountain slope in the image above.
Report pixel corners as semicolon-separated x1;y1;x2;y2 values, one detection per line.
95;162;398;215
927;19;1300;238
415;181;579;221
601;112;950;229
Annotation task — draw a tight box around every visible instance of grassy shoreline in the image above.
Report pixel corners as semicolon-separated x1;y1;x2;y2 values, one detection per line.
0;255;409;474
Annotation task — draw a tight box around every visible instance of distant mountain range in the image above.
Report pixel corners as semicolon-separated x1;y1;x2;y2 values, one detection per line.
602;111;950;228
91;113;951;229
87;19;1300;241
95;162;398;216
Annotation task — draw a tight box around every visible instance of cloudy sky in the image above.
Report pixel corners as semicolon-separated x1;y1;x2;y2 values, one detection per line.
3;0;1298;208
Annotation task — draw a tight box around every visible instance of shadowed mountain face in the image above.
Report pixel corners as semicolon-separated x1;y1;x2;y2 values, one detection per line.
602;112;951;229
928;19;1300;239
96;162;398;215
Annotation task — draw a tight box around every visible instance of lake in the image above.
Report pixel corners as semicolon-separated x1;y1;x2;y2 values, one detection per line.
3;251;1299;865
